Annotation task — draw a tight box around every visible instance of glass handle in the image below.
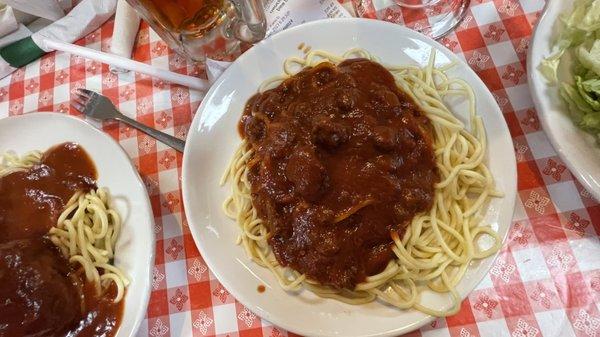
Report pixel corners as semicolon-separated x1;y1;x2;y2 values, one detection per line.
230;0;267;43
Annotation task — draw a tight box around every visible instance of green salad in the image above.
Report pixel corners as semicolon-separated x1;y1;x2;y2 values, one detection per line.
540;0;600;141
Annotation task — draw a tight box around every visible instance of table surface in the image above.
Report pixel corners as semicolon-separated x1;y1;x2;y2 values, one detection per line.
1;0;599;336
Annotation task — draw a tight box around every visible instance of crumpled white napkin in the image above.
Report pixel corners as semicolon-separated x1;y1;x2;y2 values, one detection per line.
0;5;19;37
0;5;33;49
33;0;116;52
1;0;70;21
0;0;116;79
0;0;88;49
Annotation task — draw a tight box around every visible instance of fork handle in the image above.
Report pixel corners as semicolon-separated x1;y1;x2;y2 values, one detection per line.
115;114;186;152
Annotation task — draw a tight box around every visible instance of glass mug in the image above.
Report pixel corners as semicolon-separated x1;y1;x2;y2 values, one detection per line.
126;0;267;61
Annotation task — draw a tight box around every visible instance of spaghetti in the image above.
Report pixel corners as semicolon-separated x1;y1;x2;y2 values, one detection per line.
0;148;129;303
0;150;42;176
221;49;503;316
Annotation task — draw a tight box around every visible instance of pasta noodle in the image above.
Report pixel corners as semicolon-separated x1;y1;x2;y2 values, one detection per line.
222;49;503;317
0;150;42;176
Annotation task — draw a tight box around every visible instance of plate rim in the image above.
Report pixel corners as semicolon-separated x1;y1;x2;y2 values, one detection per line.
527;0;600;202
183;17;516;337
0;111;155;337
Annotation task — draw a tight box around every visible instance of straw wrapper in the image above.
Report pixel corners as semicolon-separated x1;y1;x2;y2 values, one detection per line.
110;0;140;73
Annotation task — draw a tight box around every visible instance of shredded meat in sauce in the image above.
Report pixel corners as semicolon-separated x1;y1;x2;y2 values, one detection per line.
240;59;438;288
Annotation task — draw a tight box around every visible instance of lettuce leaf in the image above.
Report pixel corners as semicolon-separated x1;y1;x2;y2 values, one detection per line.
576;77;600;110
580;77;600;93
539;51;563;83
576;39;600;76
577;0;600;31
581;112;600;130
561;83;594;115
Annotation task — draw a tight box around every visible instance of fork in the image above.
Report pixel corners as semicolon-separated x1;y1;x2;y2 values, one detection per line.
72;89;185;152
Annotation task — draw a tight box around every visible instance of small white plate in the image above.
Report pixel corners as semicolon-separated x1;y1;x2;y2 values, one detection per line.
528;0;600;201
0;112;154;337
183;18;516;337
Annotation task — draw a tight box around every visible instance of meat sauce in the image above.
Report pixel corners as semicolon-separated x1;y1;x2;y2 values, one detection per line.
0;142;124;337
240;59;438;288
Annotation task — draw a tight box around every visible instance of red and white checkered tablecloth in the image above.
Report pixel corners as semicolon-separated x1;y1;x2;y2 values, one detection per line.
1;0;599;336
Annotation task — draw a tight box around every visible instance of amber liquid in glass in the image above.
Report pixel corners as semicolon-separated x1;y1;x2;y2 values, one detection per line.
136;0;225;33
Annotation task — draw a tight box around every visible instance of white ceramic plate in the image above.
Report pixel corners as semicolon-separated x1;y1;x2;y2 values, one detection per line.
528;0;600;201
183;18;516;337
0;112;154;337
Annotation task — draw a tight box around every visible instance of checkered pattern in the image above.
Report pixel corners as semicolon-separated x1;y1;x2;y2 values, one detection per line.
0;0;598;336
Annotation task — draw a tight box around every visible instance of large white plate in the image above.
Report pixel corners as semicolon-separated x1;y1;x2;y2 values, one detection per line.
528;0;600;201
182;18;516;337
0;112;154;337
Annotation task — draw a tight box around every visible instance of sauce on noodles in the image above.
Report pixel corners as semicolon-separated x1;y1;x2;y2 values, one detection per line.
240;59;438;288
1;142;96;242
0;143;124;337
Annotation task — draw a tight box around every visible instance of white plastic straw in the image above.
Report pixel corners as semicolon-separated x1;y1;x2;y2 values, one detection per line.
43;38;210;92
